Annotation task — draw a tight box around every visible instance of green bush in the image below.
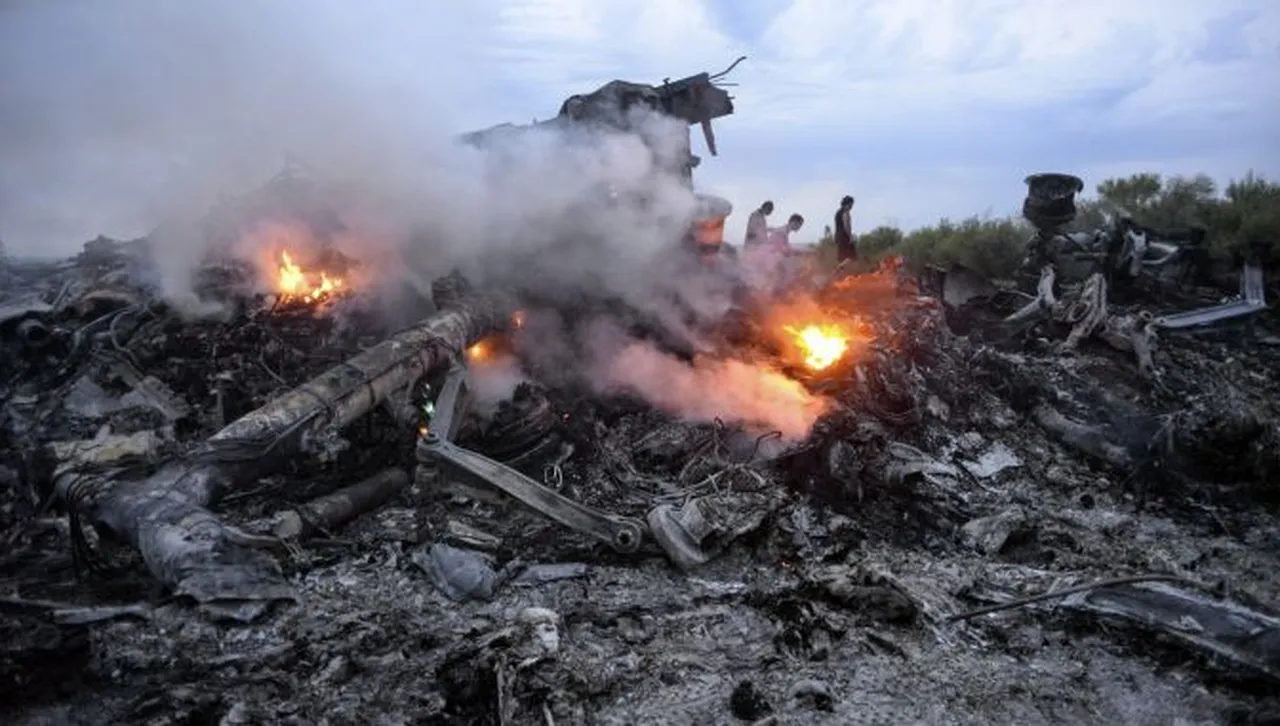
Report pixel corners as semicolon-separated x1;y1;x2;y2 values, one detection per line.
883;216;1030;279
857;225;905;262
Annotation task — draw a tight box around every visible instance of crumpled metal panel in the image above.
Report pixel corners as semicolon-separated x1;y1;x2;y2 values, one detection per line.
1156;263;1266;329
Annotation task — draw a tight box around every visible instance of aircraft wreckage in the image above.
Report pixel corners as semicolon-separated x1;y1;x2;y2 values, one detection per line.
2;69;1279;725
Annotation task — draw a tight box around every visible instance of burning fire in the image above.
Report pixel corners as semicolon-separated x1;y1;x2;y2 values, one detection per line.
466;339;493;363
466;334;518;367
785;323;849;371
765;287;877;373
276;250;344;303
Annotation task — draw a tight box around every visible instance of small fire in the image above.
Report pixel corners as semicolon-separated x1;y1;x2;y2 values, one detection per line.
277;250;344;303
785;323;849;371
466;338;493;363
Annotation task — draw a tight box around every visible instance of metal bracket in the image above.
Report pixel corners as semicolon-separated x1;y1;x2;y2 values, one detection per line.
429;362;472;443
1156;262;1267;330
417;365;645;553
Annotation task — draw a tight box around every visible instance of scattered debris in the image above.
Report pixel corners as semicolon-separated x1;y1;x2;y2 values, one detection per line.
2;165;1279;725
960;441;1022;480
787;678;835;712
961;506;1032;555
413;542;515;602
271;467;409;541
730;680;773;722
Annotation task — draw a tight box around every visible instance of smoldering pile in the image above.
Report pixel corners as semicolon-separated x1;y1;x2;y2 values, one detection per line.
3;185;1280;725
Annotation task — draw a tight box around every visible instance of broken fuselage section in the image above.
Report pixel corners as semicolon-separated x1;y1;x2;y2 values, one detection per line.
458;62;744;257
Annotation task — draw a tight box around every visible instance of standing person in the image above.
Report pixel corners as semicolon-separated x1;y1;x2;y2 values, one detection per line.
744;213;804;294
766;213;805;253
744;200;774;248
770;213;806;288
833;195;856;265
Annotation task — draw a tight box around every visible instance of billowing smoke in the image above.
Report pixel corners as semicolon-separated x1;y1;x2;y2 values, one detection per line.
466;354;528;419
602;342;829;440
0;1;827;439
528;317;830;442
0;2;484;265
1;2;715;310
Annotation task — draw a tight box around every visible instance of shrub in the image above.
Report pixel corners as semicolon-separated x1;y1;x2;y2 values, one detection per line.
823;170;1280;278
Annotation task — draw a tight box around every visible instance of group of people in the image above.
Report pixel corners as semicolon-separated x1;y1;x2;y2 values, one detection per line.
743;196;856;258
737;195;857;291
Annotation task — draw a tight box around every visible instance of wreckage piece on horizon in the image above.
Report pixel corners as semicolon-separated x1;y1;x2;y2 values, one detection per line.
912;171;1274;369
459;58;743;175
1000;258;1265;337
458;60;744;258
1018;173;1269;328
1011;268;1159;376
53;282;519;621
1155;254;1268;330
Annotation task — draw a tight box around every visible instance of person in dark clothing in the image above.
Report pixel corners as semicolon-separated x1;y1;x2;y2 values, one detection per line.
833;195;856;264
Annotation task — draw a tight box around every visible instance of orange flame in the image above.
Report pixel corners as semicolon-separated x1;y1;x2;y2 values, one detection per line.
466;339;491;363
276;250;344;303
785;323;849;370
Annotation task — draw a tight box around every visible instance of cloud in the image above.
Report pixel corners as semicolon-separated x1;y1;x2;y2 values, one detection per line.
450;0;1278;240
1;0;1276;254
710;0;1280;237
0;1;499;251
744;0;1275;117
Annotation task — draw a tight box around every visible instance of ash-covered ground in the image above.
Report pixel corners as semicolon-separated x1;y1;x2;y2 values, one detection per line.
2;238;1279;726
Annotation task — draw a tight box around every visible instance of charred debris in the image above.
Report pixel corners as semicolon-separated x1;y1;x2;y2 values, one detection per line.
2;155;1280;723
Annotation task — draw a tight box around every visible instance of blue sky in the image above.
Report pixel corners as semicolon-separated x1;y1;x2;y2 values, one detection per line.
1;0;1277;252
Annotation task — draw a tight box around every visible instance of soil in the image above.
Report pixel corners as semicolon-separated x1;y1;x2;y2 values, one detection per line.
2;251;1279;726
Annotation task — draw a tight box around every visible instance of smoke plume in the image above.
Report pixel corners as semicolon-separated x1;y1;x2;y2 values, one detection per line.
602;342;829;440
1;2;483;261
0;1;828;439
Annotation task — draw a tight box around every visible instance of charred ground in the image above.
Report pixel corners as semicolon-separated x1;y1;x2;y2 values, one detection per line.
2;225;1280;726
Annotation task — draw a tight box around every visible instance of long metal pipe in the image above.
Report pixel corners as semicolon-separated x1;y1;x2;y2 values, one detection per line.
54;289;518;611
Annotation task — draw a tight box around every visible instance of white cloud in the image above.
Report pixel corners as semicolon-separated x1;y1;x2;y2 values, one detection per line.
738;0;1280;126
480;0;1279;235
486;0;745;95
1;0;1276;257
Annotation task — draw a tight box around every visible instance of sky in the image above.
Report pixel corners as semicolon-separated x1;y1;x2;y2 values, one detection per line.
1;0;1278;254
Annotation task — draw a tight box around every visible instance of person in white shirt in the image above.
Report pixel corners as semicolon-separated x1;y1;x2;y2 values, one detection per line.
744;213;805;293
765;214;805;251
744;201;774;248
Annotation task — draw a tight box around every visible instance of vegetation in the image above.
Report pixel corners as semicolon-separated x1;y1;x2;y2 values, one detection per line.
809;171;1280;280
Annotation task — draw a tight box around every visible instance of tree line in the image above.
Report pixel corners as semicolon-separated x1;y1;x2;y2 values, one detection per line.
810;171;1280;280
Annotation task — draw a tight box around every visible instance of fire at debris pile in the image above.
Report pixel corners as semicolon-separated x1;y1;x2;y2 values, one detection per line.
2;65;1280;725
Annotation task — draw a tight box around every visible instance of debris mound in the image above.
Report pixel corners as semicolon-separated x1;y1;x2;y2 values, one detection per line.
3;176;1279;725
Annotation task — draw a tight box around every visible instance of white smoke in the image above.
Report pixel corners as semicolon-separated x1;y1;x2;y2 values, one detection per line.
0;0;826;439
0;2;482;265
